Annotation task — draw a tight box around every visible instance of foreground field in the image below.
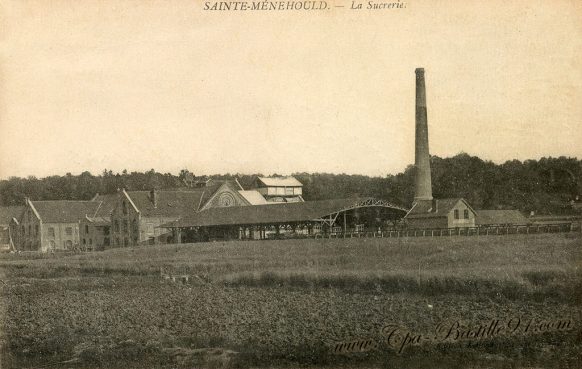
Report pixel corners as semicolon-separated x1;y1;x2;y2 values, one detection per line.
1;233;581;368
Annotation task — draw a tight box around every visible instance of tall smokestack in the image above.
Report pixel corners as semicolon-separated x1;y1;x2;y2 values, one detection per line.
414;68;433;201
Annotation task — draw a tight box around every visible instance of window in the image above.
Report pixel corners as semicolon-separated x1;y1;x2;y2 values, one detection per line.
124;238;128;247
89;239;92;245
104;237;110;246
114;220;120;232
48;227;55;237
464;209;469;219
123;220;128;234
49;240;56;250
454;209;459;219
122;201;128;215
85;225;89;234
104;226;110;236
285;187;293;195
82;239;86;245
35;225;39;236
65;227;73;236
65;240;73;249
146;223;154;234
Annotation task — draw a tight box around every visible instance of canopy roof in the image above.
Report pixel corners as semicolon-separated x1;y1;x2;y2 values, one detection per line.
163;198;408;228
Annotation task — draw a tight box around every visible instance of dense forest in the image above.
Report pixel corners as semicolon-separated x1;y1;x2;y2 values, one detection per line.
1;154;580;215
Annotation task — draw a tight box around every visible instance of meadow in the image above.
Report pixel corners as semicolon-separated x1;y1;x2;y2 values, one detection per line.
1;233;581;368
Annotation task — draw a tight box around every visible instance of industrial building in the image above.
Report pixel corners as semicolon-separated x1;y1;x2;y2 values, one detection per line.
163;198;408;242
3;67;538;252
403;68;527;229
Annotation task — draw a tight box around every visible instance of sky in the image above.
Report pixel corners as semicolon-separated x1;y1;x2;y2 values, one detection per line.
0;0;581;179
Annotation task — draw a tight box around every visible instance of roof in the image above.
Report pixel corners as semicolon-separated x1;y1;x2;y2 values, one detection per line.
256;176;303;187
31;201;102;223
476;210;528;225
164;197;407;228
84;215;111;226
405;198;475;219
126;188;217;217
92;193;120;217
238;190;269;205
0;206;24;225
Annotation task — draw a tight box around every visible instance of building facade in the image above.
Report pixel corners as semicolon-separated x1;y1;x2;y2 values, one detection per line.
80;216;112;251
12;199;102;252
0;206;24;252
110;181;252;247
405;198;477;229
251;177;304;203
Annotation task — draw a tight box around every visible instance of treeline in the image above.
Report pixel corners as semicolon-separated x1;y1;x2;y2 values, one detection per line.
0;154;580;215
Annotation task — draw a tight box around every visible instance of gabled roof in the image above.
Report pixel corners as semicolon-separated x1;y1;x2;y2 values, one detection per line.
405;198;476;219
126;189;212;217
92;193;120;218
163;197;407;228
0;206;24;225
256;176;303;187
238;190;269;205
31;201;102;223
476;210;528;225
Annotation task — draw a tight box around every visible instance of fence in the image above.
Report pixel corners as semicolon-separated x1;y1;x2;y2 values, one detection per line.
313;222;580;239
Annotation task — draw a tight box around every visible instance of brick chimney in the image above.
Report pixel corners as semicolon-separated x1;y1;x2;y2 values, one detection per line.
414;68;433;201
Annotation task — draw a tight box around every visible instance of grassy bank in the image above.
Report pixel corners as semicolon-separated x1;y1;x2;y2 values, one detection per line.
1;233;581;368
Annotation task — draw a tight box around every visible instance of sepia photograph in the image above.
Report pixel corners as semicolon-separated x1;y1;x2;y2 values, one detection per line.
0;0;581;368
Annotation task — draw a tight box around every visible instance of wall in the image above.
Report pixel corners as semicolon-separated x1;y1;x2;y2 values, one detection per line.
110;194;141;247
9;220;20;251
201;182;249;209
18;205;41;251
264;186;302;196
406;217;448;229
79;220;111;251
41;223;80;252
447;201;476;228
140;216;176;244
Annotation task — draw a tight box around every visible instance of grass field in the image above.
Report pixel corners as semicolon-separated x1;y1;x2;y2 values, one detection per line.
1;233;581;368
